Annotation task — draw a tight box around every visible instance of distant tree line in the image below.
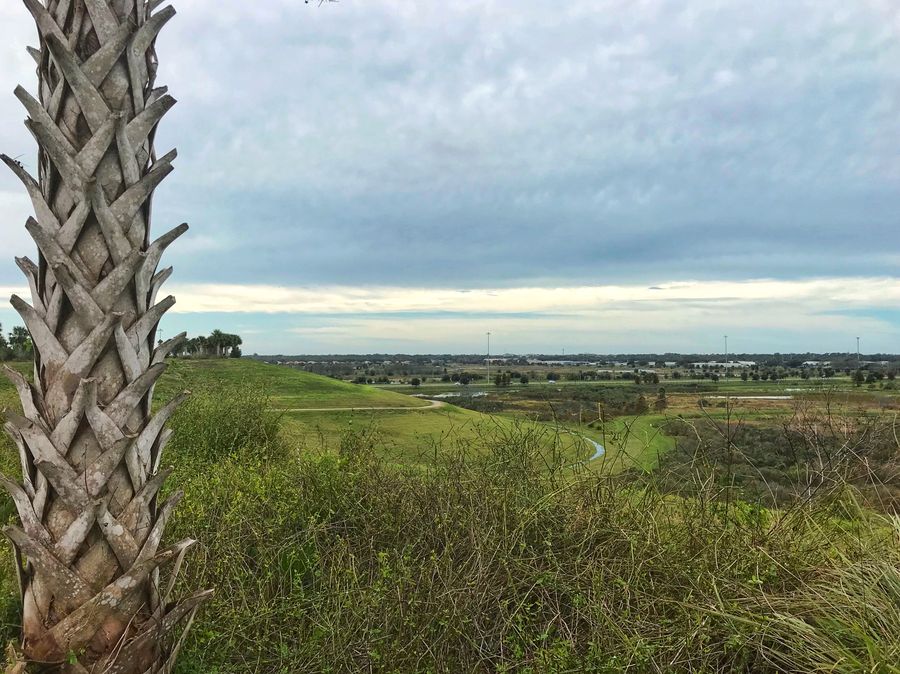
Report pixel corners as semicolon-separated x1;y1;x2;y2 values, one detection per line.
2;323;245;361
0;322;34;361
175;329;243;358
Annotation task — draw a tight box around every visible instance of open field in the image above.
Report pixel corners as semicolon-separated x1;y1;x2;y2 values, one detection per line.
1;359;612;468
380;375;885;396
158;360;608;465
4;359;896;475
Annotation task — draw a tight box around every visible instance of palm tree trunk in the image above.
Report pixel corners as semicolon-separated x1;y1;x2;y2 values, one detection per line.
2;1;211;671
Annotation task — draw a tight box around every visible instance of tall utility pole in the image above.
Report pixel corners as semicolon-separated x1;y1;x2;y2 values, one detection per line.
486;331;491;384
857;336;861;370
724;334;728;380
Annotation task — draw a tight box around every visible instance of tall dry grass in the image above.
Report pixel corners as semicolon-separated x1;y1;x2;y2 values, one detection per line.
159;387;899;672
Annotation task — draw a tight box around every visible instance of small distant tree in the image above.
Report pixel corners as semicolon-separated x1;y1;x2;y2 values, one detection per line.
410;377;421;387
741;371;748;381
0;323;8;360
520;375;529;385
635;395;650;414
225;333;243;357
8;325;33;358
209;329;226;357
654;387;668;412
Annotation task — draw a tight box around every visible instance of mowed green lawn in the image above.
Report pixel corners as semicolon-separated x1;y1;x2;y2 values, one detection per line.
0;359;420;411
156;359;426;409
281;406;601;466
156;360;605;466
593;415;676;471
1;359;602;467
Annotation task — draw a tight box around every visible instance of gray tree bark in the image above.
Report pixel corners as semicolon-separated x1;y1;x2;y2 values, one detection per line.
2;1;211;671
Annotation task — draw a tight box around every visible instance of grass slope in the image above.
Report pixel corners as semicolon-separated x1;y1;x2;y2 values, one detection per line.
156;359;426;409
282;406;599;466
596;414;676;470
0;362;29;413
0;359;601;468
161;361;599;465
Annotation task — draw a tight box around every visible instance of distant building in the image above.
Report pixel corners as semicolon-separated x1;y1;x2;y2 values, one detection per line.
691;361;756;369
526;359;597;366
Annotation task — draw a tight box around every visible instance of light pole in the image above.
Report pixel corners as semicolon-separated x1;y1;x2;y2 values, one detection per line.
486;332;491;385
724;335;728;381
856;336;860;370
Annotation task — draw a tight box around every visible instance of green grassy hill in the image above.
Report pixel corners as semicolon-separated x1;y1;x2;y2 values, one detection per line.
282;406;605;466
156;359;427;410
1;359;604;467
162;360;601;465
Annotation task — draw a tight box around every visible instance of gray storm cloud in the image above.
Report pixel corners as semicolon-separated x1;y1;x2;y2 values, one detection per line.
1;0;898;291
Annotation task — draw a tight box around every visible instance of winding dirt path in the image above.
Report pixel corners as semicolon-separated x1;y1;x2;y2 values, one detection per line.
276;399;448;413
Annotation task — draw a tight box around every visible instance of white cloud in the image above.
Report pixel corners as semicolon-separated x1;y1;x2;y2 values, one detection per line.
163;277;900;316
1;0;898;300
3;277;896;353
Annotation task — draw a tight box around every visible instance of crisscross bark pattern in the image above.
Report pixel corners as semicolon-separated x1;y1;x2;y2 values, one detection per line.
3;1;210;671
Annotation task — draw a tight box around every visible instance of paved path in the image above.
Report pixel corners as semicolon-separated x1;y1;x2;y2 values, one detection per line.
276;399;448;413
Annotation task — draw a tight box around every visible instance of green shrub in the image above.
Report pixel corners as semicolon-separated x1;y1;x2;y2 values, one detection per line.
166;382;282;463
165;419;900;673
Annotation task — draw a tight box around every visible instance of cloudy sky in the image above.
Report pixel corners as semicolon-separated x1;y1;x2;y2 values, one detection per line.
1;0;899;354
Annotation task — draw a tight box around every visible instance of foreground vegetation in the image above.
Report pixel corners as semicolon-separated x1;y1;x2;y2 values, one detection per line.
0;361;898;672
175;388;900;672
